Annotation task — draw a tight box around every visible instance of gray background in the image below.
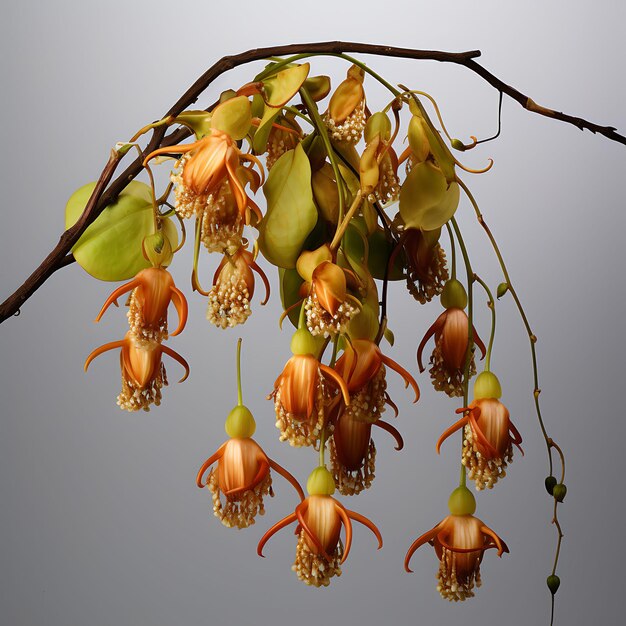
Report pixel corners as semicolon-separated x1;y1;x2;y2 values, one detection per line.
1;1;625;624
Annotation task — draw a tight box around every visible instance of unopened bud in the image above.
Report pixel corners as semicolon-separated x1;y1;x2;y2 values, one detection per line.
497;282;509;299
552;483;567;502
544;476;557;495
547;574;561;594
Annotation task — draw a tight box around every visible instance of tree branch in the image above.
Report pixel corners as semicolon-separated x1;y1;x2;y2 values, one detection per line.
1;41;623;323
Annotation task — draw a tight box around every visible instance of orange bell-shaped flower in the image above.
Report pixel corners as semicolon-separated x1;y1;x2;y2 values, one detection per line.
258;468;382;587
405;487;508;601
95;267;187;343
84;331;189;411
334;338;419;424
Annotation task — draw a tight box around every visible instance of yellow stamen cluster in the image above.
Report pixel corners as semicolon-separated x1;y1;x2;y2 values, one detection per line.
273;384;326;447
324;100;366;144
429;338;476;397
437;547;482;601
117;361;167;412
345;366;388;424
407;245;449;304
127;291;168;344
206;468;273;529
329;437;376;496
305;291;358;338
292;532;343;587
206;270;252;329
171;155;207;219
462;425;514;491
200;181;243;254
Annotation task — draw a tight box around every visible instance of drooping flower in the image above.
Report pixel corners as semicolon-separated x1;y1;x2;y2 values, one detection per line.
258;467;382;587
324;65;366;144
270;329;350;447
329;405;403;496
304;261;361;338
417;280;485;397
145;129;264;224
360;112;400;205
84;331;189;411
206;247;270;329
334;338;419;424
402;226;449;304
199;178;244;254
196;431;304;529
405;486;508;601
94;267;188;344
437;372;524;490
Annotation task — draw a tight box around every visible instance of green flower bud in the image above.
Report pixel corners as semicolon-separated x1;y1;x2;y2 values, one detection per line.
451;138;466;151
440;279;468;310
544;476;557;495
497;282;509;299
552;483;567;502
290;328;319;356
448;485;477;516
547;574;561;594
307;466;335;496
225;405;256;439
474;371;503;400
142;232;173;268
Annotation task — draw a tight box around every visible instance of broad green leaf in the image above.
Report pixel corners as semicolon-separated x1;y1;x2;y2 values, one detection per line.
259;144;317;269
399;161;460;231
252;64;310;153
65;181;177;281
264;63;310;108
210;96;252;140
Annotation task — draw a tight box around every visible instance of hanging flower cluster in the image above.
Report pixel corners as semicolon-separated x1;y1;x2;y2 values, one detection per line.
72;55;566;607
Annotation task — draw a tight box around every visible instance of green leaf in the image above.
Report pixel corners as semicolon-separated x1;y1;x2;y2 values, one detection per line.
399;161;459;231
252;64;310;153
210;96;252;140
65;181;177;281
259;144;318;268
279;267;305;328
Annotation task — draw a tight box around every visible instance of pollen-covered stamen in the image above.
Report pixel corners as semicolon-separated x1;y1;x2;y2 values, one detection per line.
429;336;477;397
367;152;400;205
273;384;326;447
207;260;252;329
329;432;376;496
206;467;273;529
406;242;449;304
292;531;343;587
324;99;366;144
436;546;482;602
199;180;244;254
304;289;359;338
462;424;513;491
344;365;388;424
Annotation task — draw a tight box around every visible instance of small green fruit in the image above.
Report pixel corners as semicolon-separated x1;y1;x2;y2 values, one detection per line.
547;574;561;594
552;483;567;502
544;476;557;495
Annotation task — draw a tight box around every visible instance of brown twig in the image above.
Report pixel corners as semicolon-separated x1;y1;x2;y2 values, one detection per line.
1;41;623;323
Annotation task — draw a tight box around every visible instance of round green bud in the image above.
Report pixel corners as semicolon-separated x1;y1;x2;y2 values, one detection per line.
306;466;336;496
290;328;318;356
142;232;173;268
552;483;567;503
497;282;509;299
547;574;561;594
448;485;476;516
440;279;468;310
224;405;256;439
451;138;466;152
474;371;503;400
544;476;557;495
